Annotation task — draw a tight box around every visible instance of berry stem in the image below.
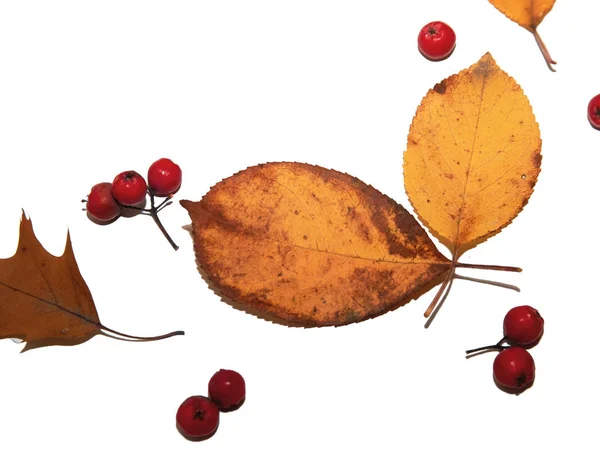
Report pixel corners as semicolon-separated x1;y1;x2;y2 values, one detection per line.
454;262;522;272
100;323;185;341
149;192;179;251
465;338;507;355
532;29;556;72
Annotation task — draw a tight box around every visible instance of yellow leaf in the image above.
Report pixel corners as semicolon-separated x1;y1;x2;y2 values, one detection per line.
404;53;541;260
488;0;557;70
489;0;555;31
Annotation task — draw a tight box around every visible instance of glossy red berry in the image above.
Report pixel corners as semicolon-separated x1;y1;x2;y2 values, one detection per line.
493;347;535;391
208;369;246;411
418;21;456;61
111;171;147;206
86;182;120;222
588;94;600;130
176;396;220;441
148;158;182;196
503;305;544;346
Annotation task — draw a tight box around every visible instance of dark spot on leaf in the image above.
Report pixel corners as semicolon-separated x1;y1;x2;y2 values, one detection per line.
433;80;447;94
294;210;299;215
532;153;542;168
303;235;308;240
313;306;317;314
345;308;360;323
473;56;493;78
443;173;454;180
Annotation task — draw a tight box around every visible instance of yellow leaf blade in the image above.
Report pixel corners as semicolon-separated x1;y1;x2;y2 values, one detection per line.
404;53;541;257
489;0;556;31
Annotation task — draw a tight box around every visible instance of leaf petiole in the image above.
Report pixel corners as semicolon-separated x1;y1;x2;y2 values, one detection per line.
532;29;556;72
100;324;185;342
454;262;522;272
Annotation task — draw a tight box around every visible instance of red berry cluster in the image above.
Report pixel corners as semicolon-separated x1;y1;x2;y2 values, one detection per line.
83;158;182;250
466;305;544;393
176;369;246;441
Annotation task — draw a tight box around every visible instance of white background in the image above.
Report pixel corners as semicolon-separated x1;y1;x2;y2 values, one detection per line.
0;1;598;449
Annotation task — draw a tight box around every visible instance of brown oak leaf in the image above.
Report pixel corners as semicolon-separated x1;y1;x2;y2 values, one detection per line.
0;212;184;351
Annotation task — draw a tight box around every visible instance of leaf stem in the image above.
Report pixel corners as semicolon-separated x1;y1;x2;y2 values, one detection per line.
424;268;455;318
453;274;520;292
533;29;556;72
100;324;185;342
454;262;522;272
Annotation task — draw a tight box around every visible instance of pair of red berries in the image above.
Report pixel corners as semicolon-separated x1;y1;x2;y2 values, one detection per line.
176;369;246;441
84;158;182;250
466;305;544;393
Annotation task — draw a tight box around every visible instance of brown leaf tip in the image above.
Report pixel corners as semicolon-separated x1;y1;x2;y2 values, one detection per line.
472;52;497;77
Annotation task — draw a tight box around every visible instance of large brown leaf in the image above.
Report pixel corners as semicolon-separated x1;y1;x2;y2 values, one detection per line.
181;162;452;326
0;212;183;351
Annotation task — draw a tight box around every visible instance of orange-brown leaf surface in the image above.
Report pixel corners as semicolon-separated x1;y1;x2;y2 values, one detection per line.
488;0;556;70
0;212;183;351
181;163;452;326
0;213;101;350
404;53;541;259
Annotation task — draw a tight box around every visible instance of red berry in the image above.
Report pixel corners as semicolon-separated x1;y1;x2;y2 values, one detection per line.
418;21;456;61
148;158;182;196
588;94;600;130
111;171;147;206
176;396;220;441
86;182;120;222
493;347;535;391
503;305;544;346
208;369;246;411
